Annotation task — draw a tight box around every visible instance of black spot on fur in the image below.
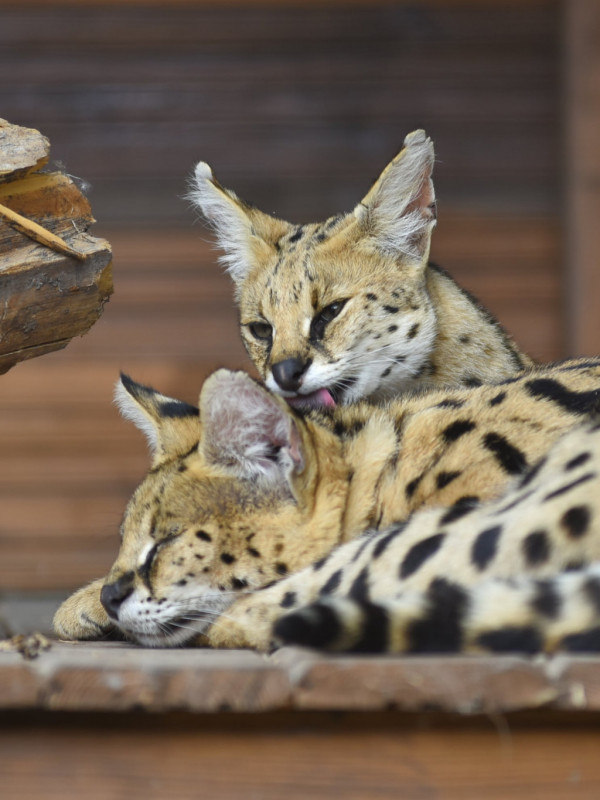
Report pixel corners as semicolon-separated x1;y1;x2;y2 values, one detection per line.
313;555;329;571
288;226;304;243
247;547;261;558
274;603;341;648
275;562;288;576
320;569;343;596
560;628;600;652
439;496;480;525
231;577;248;590
176;579;187;587
407;323;419;339
349;567;370;602
463;377;482;388
407;579;469;653
383;305;399;314
459;334;471;344
565;452;591;471
400;533;445;579
522;530;551;566
561;506;591;538
334;419;365;438
333;420;346;437
405;474;424;500
280;591;297;609
543;472;596;501
532;579;562;619
387;325;398;334
476;626;542;654
366;293;378;301
489;392;506;407
350;602;390;653
471;525;502;571
436;470;462;490
442;419;476;443
220;553;236;565
525;378;600;415
436;398;466;410
483;432;528;475
381;366;392;378
196;530;212;542
372;522;407;558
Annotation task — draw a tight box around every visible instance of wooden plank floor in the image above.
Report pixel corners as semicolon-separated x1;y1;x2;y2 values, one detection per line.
0;644;599;799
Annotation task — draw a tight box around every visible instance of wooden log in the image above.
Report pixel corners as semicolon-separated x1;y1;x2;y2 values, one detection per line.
0;119;112;374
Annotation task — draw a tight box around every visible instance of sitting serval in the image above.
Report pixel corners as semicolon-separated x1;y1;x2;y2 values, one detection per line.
54;358;600;654
189;130;533;409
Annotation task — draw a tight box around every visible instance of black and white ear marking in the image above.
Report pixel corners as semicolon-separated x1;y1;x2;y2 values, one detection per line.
355;129;436;264
115;374;199;457
199;370;305;487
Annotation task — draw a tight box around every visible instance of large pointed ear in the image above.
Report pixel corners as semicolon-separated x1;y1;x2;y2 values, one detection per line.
188;162;290;287
198;370;305;490
354;129;436;265
115;374;200;465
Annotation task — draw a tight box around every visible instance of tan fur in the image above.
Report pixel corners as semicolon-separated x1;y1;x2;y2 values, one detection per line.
189;130;532;407
55;358;600;653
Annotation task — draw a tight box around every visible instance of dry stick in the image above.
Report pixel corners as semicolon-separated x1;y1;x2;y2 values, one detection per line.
0;201;86;261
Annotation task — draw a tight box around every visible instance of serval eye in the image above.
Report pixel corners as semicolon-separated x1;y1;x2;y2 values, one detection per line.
248;321;273;342
310;300;346;341
320;301;345;323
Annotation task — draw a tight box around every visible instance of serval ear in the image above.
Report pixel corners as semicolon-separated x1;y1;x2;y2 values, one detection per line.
188;163;290;289
115;374;200;466
354;130;436;266
198;369;304;491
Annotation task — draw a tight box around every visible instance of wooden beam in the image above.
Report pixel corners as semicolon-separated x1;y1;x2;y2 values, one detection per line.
0;120;112;374
565;0;600;355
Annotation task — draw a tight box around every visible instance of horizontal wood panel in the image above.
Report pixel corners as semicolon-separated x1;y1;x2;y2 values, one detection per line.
0;710;599;800
0;2;559;224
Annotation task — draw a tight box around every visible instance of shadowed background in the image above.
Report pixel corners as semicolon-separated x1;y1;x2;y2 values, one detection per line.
0;0;593;600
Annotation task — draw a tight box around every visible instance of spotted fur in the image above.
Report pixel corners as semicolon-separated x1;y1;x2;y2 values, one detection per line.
54;358;600;654
189;130;532;409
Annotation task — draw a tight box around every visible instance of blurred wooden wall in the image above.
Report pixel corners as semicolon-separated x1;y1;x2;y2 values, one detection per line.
0;0;571;592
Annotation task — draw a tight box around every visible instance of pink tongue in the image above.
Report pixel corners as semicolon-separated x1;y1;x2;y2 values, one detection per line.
287;388;337;410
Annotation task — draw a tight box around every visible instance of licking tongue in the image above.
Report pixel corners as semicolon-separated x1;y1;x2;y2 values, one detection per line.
286;388;337;410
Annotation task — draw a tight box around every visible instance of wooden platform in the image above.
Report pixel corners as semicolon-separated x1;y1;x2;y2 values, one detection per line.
0;643;599;798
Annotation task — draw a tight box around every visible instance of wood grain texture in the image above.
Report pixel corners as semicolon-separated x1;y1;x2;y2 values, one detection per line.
0;3;559;224
2;643;600;715
0;707;599;800
565;0;600;355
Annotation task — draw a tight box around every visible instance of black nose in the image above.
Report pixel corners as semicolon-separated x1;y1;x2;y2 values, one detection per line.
271;358;310;392
100;572;134;619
